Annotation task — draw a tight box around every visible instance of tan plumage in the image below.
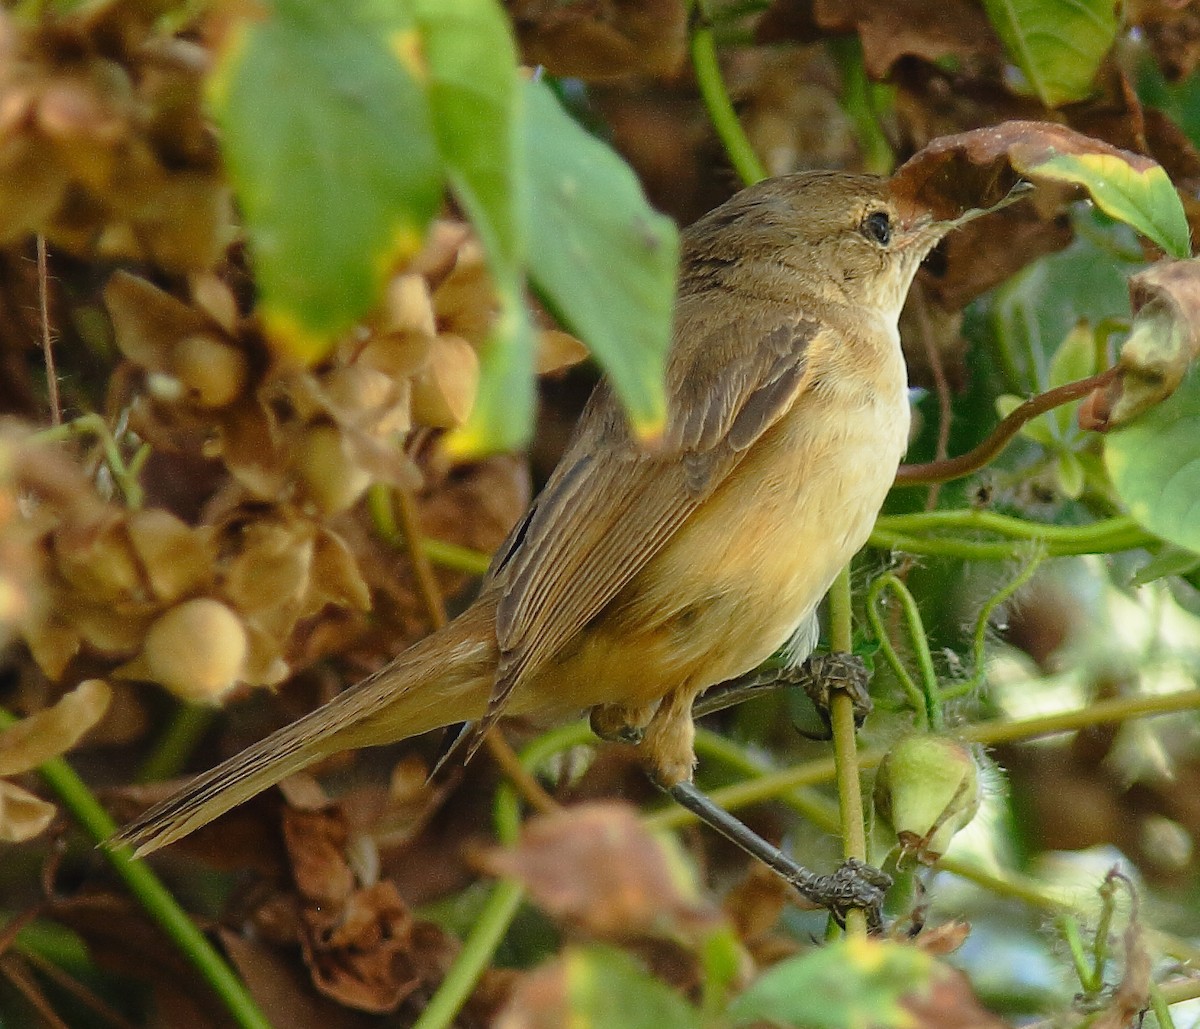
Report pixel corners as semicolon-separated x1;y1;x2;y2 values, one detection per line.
114;171;956;856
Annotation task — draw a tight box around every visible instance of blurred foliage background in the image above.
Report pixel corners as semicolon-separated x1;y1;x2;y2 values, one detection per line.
1;0;1200;1026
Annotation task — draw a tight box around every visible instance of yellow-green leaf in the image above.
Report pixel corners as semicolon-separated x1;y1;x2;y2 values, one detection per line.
1030;154;1190;259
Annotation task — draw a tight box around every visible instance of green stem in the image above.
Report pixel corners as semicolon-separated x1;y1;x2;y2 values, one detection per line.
868;523;1151;561
940;546;1045;702
136;704;216;784
419;538;491;577
828;567;869;937
646;688;1200;830
411;724;590;1029
368;484;492;576
828;37;894;175
1059;914;1102;993
33;412;144;508
866;574;941;730
876;510;1140;542
690;7;766;186
0;708;271;1029
1150;984;1179;1029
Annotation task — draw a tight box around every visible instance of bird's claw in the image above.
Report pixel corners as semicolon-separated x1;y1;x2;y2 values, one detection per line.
797;856;892;932
796;652;872;740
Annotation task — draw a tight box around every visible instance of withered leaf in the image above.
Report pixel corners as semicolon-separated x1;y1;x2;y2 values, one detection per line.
1081;258;1200;430
758;0;1003;79
0;678;110;775
0;779;57;842
890;120;1163;220
508;0;688;81
477;801;721;940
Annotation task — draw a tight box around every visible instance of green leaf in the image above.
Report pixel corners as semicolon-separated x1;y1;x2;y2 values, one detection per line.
524;78;678;440
1055;450;1085;499
408;0;523;264
562;946;698;1029
1030;154;1191;259
1130;546;1200;587
1106;361;1200;555
445;287;537;458
209;0;441;361
988;218;1143;395
1048;321;1096;434
727;937;937;1028
982;0;1118;107
409;0;538;455
997;393;1056;447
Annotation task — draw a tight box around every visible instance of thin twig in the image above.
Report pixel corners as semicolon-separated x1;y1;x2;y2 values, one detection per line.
913;286;952;511
36;236;61;427
895;368;1118;485
0;954;70;1029
393;484;558;814
20;948;138;1029
646;688;1200;829
395;484;448;630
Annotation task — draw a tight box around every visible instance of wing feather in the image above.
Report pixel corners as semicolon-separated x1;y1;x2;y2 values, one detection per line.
474;308;821;740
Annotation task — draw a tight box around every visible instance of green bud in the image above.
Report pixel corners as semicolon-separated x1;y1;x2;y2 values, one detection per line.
875;734;981;863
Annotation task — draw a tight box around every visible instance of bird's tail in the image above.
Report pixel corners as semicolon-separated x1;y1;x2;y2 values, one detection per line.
112;596;498;857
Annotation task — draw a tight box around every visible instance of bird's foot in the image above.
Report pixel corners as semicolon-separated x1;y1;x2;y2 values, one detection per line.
693;651;872;738
796;652;872;739
665;780;890;930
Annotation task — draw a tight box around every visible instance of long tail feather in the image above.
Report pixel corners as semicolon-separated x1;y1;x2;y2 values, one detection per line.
112;597;497;856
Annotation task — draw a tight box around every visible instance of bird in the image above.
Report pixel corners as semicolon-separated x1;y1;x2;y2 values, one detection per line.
114;170;979;920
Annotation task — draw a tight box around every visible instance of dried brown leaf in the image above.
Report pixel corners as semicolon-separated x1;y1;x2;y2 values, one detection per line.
0;678;110;775
1080;258;1200;430
410;334;480;428
757;0;1002;78
889;121;1160;221
0;780;57;842
476;801;721;940
508;0;687;81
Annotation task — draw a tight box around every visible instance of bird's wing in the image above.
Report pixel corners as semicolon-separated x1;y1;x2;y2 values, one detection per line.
475;306;821;739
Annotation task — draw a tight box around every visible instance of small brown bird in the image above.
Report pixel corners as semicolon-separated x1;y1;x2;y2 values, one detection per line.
115;171;980;918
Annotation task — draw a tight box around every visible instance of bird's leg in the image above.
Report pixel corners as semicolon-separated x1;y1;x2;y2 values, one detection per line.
641;684;890;929
666;780;891;930
693;652;872;737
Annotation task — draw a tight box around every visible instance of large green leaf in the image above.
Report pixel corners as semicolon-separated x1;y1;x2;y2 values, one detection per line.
524;79;677;441
982;0;1118;107
408;0;522;264
409;0;538;456
1106;361;1200;555
727;937;936;1028
209;0;441;361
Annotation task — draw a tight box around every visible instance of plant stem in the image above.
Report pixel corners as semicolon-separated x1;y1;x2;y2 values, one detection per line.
895;368;1118;485
828;567;869;937
412;727;586;1029
869;523;1151;560
0;708;271;1029
136;703;215;784
866;574;941;729
646;688;1200;829
690;6;766;186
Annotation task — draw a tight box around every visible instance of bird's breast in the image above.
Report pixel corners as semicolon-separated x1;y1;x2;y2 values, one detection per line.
625;326;911;688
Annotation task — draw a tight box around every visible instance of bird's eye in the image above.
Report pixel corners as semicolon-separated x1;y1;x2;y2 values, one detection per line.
861;210;892;246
